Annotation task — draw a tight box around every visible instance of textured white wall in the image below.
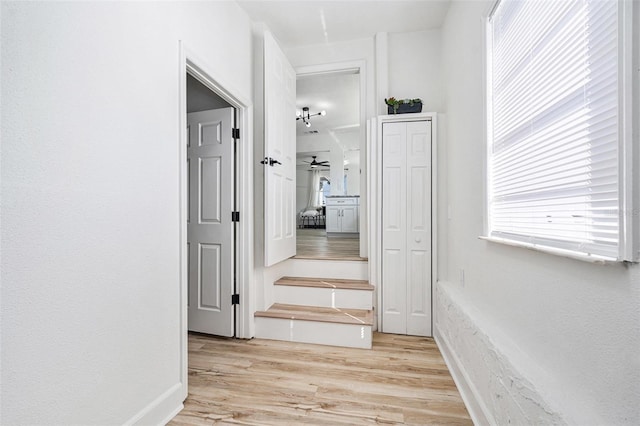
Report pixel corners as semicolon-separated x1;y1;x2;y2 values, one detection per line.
437;1;640;425
0;1;252;424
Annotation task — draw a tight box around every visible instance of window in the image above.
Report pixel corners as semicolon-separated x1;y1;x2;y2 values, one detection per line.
486;0;636;261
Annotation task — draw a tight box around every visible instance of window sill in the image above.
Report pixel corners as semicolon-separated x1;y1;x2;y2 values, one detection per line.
478;236;620;264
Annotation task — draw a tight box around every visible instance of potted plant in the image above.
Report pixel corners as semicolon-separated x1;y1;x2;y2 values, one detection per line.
385;97;423;114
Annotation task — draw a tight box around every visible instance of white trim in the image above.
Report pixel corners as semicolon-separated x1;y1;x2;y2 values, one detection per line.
620;0;639;262
370;112;438;334
125;382;184;426
177;42;189;407
632;0;640;262
177;41;255;410
483;4;494;239
434;327;492;426
296;60;364;77
295;60;368;260
479;236;616;264
367;118;380;310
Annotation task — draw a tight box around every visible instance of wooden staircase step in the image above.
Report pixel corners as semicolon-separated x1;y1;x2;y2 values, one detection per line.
275;276;374;291
255;303;373;326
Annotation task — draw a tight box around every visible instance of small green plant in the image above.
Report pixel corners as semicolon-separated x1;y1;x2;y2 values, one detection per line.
385;97;423;113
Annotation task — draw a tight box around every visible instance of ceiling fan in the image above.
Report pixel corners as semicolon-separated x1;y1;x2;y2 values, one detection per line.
302;156;329;168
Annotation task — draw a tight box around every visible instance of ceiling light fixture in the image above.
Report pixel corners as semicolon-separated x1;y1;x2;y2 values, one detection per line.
296;107;326;128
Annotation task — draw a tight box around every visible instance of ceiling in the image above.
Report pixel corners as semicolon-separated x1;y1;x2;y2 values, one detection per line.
237;0;451;49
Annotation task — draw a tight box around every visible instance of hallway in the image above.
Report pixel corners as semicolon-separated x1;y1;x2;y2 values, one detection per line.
170;332;471;425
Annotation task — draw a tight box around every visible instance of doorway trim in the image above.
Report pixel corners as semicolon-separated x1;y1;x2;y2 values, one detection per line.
295;60;368;259
178;42;255;397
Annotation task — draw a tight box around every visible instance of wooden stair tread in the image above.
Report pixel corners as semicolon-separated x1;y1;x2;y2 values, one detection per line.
255;303;373;326
275;276;374;291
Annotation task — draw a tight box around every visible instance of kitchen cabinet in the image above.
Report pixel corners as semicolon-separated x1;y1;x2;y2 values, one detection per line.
326;196;359;235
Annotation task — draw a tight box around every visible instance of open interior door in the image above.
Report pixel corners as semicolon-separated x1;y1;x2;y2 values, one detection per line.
263;31;296;267
187;107;235;337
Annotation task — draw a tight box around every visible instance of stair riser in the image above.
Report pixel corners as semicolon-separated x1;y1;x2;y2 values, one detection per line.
255;317;372;349
274;286;373;310
286;258;368;280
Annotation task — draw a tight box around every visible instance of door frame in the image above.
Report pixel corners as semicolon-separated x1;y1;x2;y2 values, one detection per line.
178;42;255;397
295;60;368;258
370;112;438;334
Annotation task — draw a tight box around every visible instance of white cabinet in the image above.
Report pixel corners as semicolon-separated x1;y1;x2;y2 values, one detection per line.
326;196;359;235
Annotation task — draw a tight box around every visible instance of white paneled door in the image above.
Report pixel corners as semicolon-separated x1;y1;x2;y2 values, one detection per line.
381;120;432;336
187;107;235;337
264;31;296;267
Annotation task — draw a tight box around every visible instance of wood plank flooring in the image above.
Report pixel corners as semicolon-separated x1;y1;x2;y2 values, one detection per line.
169;333;472;425
295;228;365;261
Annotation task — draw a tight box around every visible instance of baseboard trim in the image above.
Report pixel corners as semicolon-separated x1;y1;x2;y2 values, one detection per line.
434;327;492;426
125;382;185;426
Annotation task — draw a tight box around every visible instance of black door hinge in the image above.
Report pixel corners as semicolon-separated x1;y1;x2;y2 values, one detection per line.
231;294;240;305
232;128;240;139
232;211;240;222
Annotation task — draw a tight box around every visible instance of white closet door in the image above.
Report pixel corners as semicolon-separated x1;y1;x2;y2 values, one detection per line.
381;120;432;336
381;122;408;334
405;120;432;336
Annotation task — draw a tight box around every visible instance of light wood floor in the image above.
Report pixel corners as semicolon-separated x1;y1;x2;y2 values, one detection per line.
170;333;472;425
295;228;365;261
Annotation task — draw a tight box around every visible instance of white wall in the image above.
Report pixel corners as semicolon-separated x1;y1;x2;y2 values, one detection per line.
0;1;252;424
437;1;640;425
388;29;443;112
345;150;360;196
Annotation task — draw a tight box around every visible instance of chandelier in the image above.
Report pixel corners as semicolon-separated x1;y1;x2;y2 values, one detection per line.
296;107;326;128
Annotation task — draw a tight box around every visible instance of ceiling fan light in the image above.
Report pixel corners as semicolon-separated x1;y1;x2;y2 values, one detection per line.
305;121;311;128
320;110;326;116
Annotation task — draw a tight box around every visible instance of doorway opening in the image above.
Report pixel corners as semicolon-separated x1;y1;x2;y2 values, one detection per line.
294;62;368;261
178;44;255;403
186;73;237;338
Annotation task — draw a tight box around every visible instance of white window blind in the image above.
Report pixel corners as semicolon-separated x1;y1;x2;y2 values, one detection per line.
487;0;621;260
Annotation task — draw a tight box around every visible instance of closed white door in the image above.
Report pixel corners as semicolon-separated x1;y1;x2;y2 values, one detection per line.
264;31;296;266
187;107;235;337
381;120;432;336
